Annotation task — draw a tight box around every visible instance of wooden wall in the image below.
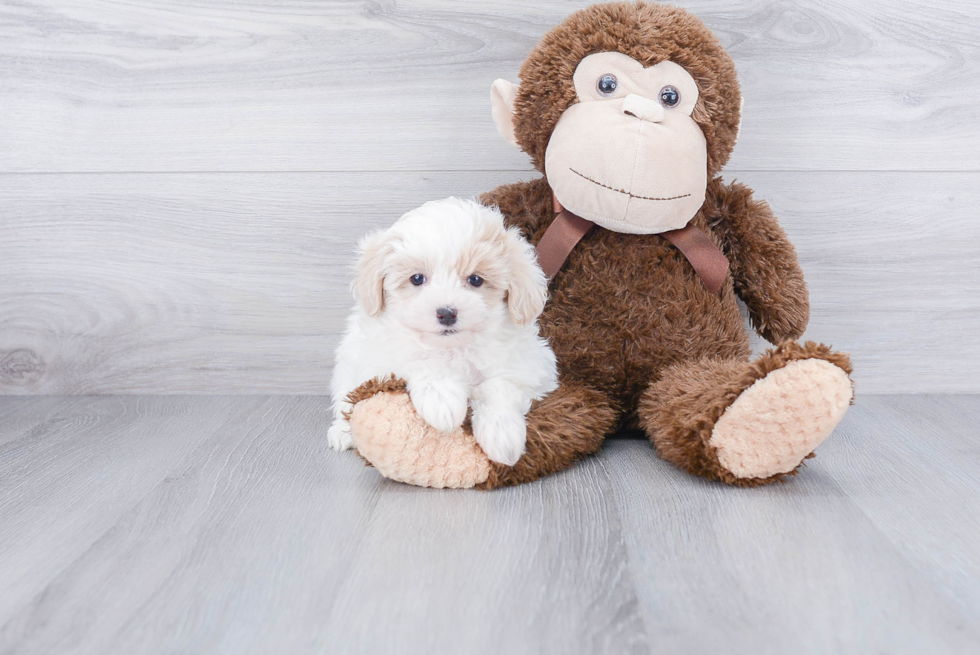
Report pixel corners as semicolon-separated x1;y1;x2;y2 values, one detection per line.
1;0;978;394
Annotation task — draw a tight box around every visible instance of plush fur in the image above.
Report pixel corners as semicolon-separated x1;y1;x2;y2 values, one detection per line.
328;198;557;466
709;359;852;479
345;2;854;489
348;378;492;489
639;340;853;487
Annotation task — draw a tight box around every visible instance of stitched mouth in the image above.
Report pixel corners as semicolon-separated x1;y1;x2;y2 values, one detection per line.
569;168;691;202
440;329;459;336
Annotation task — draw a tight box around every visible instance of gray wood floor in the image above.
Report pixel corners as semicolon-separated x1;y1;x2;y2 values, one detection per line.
1;395;978;654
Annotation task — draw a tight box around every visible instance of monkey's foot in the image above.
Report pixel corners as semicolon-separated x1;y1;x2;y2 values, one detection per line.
346;377;490;489
641;341;854;486
709;356;852;480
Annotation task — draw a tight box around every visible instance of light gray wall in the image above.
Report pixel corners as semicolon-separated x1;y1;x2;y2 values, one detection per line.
1;0;978;394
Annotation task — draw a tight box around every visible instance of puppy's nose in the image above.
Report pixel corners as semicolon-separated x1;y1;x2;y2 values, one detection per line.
436;307;458;326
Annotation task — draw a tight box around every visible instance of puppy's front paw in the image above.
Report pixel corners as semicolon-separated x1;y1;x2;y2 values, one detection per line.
410;381;468;434
327;421;354;451
472;408;527;466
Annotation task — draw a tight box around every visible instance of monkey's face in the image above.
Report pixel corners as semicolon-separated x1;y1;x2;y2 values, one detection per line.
544;52;707;234
491;4;743;231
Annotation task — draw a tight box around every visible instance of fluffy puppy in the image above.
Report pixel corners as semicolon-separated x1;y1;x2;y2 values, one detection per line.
327;197;558;466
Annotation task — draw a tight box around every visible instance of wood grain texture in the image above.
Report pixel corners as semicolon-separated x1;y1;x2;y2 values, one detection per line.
0;396;261;625
600;431;980;653
0;171;524;394
824;396;980;621
323;460;649;655
2;0;978;394
2;171;977;394
0;396;650;655
0;0;978;173
1;394;978;654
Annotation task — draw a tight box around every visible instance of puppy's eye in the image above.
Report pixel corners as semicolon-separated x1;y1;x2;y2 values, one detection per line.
597;74;618;97
467;274;484;288
410;274;426;286
659;85;680;107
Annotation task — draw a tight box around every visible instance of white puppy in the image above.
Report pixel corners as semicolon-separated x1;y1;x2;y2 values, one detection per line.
327;197;558;466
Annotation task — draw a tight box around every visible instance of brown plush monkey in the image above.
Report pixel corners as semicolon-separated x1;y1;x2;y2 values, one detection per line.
346;2;854;489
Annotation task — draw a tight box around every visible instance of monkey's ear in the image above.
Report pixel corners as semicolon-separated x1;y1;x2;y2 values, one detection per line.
491;79;520;148
351;230;390;317
734;95;744;146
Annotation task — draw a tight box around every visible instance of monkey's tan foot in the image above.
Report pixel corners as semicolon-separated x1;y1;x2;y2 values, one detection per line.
640;341;854;487
346;377;490;489
709;357;851;479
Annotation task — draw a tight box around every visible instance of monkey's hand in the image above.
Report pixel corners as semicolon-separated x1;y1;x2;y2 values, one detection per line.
706;178;809;343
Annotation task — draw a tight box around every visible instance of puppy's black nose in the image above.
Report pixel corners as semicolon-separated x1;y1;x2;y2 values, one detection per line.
436;307;458;326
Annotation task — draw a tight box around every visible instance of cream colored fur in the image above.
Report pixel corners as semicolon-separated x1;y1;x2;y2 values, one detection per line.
709;359;853;479
329;198;557;467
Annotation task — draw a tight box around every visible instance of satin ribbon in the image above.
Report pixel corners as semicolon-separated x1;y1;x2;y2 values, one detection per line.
535;194;730;294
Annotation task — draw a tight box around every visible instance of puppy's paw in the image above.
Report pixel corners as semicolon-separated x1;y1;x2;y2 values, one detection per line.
410;380;468;434
472;408;527;466
327;421;354;451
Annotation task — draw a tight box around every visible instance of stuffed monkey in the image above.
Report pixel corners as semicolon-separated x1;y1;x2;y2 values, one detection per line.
346;2;854;489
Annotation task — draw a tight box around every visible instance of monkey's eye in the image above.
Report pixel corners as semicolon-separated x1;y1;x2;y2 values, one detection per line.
596;74;618;97
467;274;484;288
659;85;680;107
410;274;426;286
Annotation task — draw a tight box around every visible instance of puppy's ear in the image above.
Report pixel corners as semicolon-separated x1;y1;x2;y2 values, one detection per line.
504;227;547;326
351;230;390;316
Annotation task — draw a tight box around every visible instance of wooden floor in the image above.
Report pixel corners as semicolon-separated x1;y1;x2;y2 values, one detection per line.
1;395;977;654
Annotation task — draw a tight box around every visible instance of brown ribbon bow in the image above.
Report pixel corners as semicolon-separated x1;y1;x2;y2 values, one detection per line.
536;194;730;294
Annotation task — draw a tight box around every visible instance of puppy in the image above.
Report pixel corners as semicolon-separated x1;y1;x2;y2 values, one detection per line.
327;197;558;466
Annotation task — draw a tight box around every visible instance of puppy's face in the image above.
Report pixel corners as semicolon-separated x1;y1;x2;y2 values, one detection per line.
352;199;547;348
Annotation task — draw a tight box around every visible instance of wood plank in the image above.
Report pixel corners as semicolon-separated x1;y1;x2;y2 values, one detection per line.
321;458;649;655
600;401;980;652
0;170;527;395
1;170;976;394
2;395;978;653
736;169;980;392
821;395;980;621
0;396;262;626
0;0;977;173
0;396;650;654
0;396;65;432
0;396;379;653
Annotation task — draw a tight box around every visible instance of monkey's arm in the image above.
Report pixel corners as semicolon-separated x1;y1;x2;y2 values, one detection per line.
705;178;809;343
